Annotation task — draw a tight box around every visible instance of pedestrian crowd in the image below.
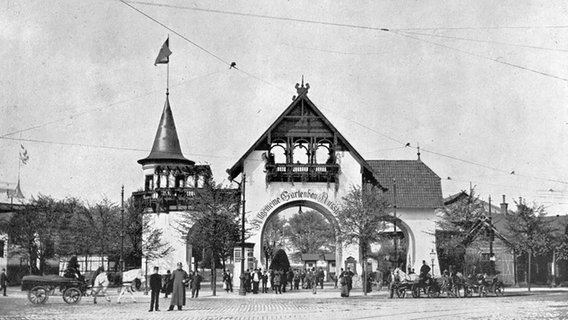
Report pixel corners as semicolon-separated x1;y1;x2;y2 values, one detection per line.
239;266;338;295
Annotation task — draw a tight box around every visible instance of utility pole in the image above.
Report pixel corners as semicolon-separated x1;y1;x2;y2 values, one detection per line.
239;174;247;296
393;179;397;268
489;195;494;275
120;185;125;272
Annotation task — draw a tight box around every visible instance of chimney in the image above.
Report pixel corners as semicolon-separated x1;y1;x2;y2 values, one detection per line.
500;195;508;215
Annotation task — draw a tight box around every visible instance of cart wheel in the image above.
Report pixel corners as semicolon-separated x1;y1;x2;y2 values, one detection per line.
411;285;421;298
479;286;487;297
495;286;504;297
396;287;406;298
63;287;82;304
455;285;466;298
28;286;49;304
427;286;440;298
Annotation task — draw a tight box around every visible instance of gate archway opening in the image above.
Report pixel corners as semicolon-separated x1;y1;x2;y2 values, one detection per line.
259;200;339;273
370;217;415;277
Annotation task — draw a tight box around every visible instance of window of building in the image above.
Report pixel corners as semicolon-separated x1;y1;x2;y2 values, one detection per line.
0;240;4;258
145;175;154;191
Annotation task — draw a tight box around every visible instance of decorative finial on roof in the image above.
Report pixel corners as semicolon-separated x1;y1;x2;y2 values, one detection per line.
295;75;310;96
417;143;421;161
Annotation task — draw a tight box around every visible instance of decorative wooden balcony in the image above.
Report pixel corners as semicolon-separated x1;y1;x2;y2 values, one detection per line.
265;163;340;183
132;187;198;213
132;187;240;213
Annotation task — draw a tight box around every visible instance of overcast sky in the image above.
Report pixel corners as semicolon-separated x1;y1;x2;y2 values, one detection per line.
1;0;567;214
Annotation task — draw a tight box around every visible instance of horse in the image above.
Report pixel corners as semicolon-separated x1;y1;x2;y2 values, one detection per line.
116;269;145;304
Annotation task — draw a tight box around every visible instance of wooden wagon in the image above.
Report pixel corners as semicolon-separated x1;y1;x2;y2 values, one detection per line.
21;275;89;304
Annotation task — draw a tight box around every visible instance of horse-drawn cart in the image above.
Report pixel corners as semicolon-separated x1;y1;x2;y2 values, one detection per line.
21;275;89;304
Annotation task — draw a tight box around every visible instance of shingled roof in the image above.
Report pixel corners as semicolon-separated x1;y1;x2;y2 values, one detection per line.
367;160;443;209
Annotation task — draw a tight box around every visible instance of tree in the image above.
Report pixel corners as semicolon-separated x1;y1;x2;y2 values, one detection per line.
436;190;486;273
505;199;553;291
286;210;335;257
336;185;390;295
177;179;240;296
269;249;290;271
262;214;285;267
0;195;75;275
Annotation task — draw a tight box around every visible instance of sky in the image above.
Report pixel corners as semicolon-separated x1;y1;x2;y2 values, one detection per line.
1;0;567;214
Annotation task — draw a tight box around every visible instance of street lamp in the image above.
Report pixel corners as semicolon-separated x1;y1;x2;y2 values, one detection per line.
238;174;247;296
430;249;436;277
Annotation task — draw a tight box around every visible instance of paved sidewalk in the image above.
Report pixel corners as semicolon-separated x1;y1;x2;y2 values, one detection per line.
2;285;568;320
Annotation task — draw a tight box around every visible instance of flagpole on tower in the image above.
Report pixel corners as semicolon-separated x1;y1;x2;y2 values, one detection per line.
154;36;172;95
166;34;169;95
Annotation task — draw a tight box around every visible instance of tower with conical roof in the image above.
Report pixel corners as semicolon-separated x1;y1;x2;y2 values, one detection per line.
133;92;211;271
134;93;211;213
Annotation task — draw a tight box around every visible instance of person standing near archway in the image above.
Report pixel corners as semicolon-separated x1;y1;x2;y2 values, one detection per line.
168;263;188;311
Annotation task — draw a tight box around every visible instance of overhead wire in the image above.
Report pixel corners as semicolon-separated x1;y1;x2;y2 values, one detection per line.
128;1;568;32
1;69;224;138
127;1;392;33
390;30;568;82
398;30;568;53
281;42;387;56
7;1;567;197
0;136;235;160
119;0;287;93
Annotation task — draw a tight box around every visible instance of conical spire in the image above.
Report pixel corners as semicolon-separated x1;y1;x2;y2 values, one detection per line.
138;95;194;166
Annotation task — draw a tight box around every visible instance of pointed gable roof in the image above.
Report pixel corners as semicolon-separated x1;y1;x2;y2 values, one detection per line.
138;95;194;166
227;83;374;180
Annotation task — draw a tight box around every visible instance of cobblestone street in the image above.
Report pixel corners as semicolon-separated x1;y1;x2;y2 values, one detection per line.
1;286;567;320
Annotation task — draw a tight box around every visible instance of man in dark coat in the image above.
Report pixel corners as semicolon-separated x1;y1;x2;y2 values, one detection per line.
163;270;173;298
317;267;325;289
1;268;8;296
149;267;162;312
287;269;294;291
191;270;202;298
420;260;431;278
168;263;188;311
244;269;251;293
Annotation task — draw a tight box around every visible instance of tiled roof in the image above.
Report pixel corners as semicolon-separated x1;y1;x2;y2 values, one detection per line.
367;160;443;209
323;254;335;261
301;254;321;261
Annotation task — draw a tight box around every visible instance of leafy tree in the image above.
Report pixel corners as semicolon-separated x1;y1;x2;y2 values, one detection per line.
555;226;568;261
269;249;290;271
506;199;553;290
336;185;390;295
177;179;240;296
262;215;285;267
436;190;486;272
286;210;335;256
264;215;285;246
83;199;122;266
0;195;72;275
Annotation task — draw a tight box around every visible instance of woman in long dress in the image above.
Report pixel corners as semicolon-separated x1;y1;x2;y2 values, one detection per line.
168;262;188;311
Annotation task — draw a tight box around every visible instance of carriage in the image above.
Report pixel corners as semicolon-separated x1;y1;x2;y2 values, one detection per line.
21;275;89;304
463;274;504;297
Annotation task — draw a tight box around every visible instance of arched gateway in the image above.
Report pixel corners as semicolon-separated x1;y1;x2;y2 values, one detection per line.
136;81;444;287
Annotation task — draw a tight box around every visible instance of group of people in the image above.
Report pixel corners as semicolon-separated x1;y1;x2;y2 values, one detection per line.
338;267;355;297
61;257;203;312
240;267;328;295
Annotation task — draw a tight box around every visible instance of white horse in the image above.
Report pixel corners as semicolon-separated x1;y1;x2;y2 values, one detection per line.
116;269;145;304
